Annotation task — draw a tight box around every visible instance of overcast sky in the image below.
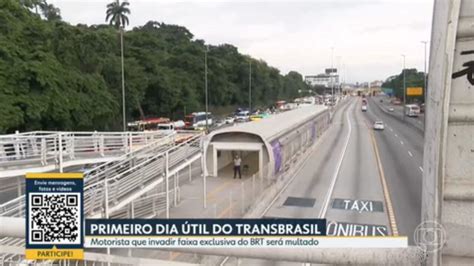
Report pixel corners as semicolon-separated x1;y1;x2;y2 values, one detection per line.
49;0;434;83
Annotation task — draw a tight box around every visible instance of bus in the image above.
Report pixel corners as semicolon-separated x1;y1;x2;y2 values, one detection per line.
404;104;420;117
184;112;212;129
127;117;170;131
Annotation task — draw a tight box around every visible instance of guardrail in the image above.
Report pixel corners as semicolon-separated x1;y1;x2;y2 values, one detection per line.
0;131;172;177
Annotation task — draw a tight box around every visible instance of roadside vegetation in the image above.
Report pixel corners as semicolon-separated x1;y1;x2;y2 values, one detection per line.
0;0;309;133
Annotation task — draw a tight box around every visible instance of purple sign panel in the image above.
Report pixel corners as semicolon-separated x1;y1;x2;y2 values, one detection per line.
271;140;282;173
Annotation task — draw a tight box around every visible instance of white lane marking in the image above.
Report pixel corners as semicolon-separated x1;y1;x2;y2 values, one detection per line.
318;101;353;218
419;166;424;172
395;134;398;137
400;140;404;145
408;151;413;157
260;99;353;217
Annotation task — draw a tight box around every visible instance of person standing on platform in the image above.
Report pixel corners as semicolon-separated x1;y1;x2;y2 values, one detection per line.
233;154;242;179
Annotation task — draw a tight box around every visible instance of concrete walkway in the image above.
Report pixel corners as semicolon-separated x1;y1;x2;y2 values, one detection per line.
108;158;271;263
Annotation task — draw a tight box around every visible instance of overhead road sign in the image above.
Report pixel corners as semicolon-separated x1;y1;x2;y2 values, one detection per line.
406;87;423;96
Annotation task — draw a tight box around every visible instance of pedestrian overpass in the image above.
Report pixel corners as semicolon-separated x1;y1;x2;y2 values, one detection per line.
0;129;207;264
0;130;203;219
0;131;171;178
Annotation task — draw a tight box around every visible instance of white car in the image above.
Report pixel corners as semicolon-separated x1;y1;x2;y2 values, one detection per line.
388;107;394;112
361;105;367;112
235;111;250;122
373;121;385;130
225;116;235;124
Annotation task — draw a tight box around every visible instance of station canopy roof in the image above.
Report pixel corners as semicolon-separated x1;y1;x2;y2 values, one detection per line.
209;105;328;142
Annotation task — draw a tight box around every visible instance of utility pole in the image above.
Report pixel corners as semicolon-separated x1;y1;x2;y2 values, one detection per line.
402;54;406;121
249;60;252;112
205;46;209;132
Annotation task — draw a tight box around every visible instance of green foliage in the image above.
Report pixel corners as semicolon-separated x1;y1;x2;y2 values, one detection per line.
382;69;426;102
0;0;309;133
106;0;130;29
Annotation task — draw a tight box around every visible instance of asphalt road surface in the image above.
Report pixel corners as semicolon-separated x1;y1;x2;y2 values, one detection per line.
227;96;424;265
364;97;424;245
372;95;425;132
227;98;391;265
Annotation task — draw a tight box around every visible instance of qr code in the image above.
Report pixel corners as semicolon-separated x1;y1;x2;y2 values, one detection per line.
28;193;81;245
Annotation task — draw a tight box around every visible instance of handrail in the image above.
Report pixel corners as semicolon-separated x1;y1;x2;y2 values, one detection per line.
0;131;173;177
85;133;203;217
0;132;203;219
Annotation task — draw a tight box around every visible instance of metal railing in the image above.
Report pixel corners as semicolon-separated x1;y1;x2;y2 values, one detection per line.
0;132;203;219
0;241;200;266
86;133;202;217
0;196;24;218
0;131;172;177
111;191;170;219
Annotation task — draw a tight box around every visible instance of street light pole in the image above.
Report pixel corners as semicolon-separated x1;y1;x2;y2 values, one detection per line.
205;46;209;132
120;28;126;131
402;54;406;121
331;47;334;109
337;56;342;96
249;60;252;112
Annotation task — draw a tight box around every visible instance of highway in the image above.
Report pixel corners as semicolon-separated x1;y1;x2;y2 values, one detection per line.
374;96;425;133
0;96;425;266
228;96;423;265
364;96;424;245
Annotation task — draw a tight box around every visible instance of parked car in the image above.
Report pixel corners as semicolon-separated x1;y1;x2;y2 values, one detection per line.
225;116;235;124
373;120;385;130
388;107;394;112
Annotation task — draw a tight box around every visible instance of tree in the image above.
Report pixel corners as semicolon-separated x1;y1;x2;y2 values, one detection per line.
106;0;130;130
39;2;61;21
381;69;425;103
0;0;310;133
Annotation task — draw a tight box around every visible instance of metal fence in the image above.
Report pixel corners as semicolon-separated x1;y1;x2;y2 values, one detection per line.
85;133;202;218
0;131;172;177
0;132;204;266
0;132;203;219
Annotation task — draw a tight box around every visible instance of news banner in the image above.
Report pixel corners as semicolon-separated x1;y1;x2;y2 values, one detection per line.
24;173;407;260
85;219;406;249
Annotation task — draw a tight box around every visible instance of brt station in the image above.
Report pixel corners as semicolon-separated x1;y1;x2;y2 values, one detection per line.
203;105;330;180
